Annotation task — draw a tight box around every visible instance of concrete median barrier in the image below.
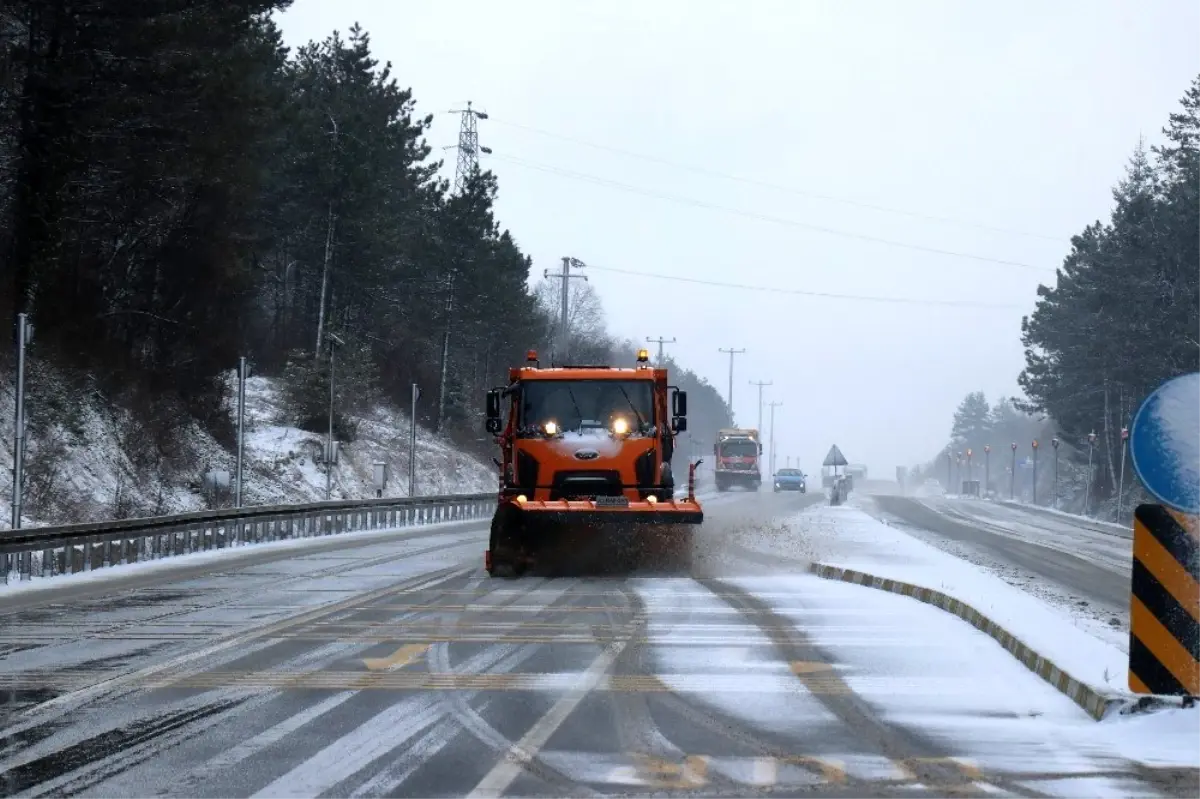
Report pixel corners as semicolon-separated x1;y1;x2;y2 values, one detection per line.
808;562;1122;721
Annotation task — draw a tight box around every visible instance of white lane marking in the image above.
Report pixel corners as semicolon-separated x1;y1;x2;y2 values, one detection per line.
198;690;356;770
347;645;545;798
6;567;468;727
251;702;445;798
4;640;362;778
242;584;579;797
752;756;778;786
465;634;637;798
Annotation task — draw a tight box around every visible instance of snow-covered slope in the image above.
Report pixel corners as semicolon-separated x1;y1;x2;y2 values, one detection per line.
0;367;494;529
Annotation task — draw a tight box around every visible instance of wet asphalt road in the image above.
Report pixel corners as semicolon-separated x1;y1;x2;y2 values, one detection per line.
0;489;1193;798
865;495;1128;611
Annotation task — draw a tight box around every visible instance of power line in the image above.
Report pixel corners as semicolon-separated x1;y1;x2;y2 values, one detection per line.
584;263;1026;310
489;118;1063;243
487;153;1051;274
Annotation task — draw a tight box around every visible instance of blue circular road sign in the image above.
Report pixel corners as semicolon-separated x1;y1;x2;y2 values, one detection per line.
1129;371;1200;514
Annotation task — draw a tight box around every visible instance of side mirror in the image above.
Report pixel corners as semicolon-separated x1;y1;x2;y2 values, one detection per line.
758;443;763;455
485;389;501;420
672;416;688;433
672;390;687;418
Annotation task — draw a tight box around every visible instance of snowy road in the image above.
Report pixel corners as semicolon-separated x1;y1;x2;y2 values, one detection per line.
865;495;1130;632
1;490;1195;797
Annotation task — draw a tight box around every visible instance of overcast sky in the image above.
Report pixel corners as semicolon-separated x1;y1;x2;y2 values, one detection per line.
277;0;1198;476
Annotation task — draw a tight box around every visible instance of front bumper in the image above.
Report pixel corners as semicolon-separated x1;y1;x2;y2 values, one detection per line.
501;497;703;525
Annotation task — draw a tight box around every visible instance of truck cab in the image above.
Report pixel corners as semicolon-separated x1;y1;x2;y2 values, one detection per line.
482;349;703;577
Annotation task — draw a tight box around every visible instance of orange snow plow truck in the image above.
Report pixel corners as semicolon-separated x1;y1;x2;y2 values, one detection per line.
482;348;704;578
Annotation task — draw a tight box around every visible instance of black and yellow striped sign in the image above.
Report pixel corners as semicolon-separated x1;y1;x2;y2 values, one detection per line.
1130;503;1199;696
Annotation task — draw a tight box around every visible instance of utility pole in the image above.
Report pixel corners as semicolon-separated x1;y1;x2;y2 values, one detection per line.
767;400;783;477
645;336;676;365
749;380;772;432
545;257;587;364
718;347;745;418
11;313;32;530
235;357;247;508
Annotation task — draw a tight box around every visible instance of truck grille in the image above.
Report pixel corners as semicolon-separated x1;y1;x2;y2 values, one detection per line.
549;470;624;500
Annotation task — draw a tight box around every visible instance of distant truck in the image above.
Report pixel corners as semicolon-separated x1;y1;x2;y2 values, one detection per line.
713;428;762;491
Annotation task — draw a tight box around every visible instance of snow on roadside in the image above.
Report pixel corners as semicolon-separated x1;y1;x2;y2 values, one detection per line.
860;498;1130;652
734;501;1130;697
0;365;495;530
232;375;493;505
993;499;1130;537
891;515;1128;653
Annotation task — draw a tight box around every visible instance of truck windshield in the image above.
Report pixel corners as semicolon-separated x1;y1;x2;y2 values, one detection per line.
519;380;654;433
719;440;758;457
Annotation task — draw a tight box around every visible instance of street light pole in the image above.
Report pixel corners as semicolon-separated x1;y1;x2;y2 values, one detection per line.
1031;439;1039;505
1051;437;1060;510
984;445;991;497
1010;442;1017;500
1084;430;1097;516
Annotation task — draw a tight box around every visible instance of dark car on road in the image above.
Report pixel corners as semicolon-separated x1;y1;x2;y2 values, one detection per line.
773;468;807;493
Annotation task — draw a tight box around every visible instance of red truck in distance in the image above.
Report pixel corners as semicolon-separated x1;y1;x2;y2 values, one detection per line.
713;428;762;491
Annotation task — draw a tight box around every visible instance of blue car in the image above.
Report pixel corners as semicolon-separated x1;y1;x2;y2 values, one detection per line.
773;468;807;493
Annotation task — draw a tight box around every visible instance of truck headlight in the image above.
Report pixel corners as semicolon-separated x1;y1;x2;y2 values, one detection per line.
543;421;558;436
611;417;629;435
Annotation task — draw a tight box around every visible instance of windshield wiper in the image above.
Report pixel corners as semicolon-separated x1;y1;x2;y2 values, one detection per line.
564;384;585;432
614;384;647;432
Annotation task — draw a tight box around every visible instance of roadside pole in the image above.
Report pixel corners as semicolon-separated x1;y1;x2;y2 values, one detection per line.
235;356;246;509
1051;437;1060;509
1084;431;1096;516
1031;439;1039;505
11;313;31;531
1010;442;1017;500
409;383;419;496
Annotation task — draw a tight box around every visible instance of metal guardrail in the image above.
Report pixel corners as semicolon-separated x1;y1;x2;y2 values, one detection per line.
0;492;496;585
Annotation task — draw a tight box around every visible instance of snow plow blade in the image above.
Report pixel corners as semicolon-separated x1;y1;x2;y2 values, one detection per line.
502;497;703;525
